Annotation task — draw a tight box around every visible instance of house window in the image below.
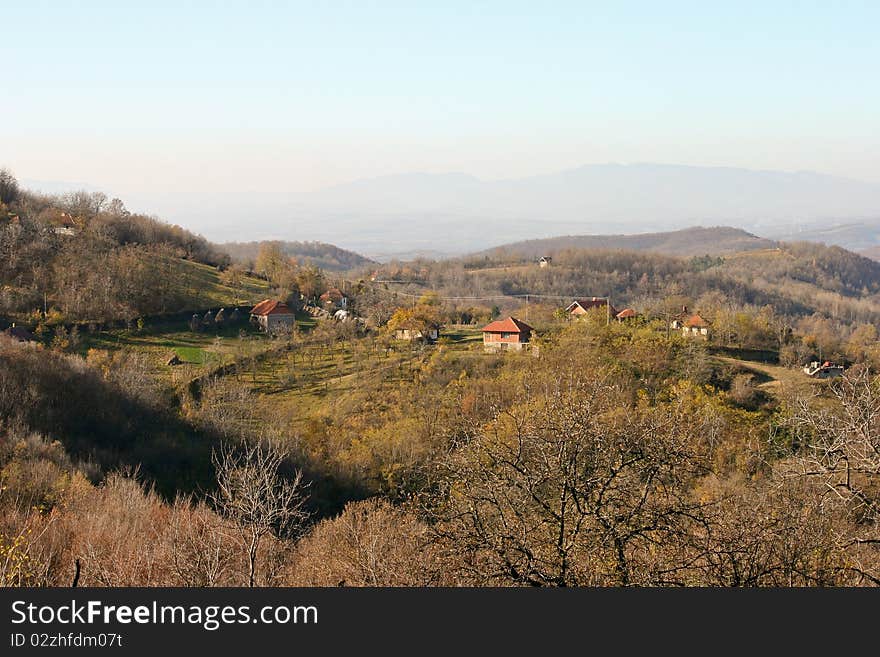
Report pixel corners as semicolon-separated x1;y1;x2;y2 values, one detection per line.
501;332;513;339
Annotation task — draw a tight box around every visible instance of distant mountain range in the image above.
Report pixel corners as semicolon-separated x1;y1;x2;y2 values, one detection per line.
25;164;880;261
475;226;778;259
268;163;880;258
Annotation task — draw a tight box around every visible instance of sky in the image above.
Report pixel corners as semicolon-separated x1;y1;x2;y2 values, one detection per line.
3;0;880;202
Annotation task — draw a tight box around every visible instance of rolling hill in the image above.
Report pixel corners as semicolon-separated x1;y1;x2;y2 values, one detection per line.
220;240;375;272
110;163;880;259
473;226;777;259
273;163;880;257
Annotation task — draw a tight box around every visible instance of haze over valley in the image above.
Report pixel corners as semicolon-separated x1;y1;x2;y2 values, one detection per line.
26;162;880;261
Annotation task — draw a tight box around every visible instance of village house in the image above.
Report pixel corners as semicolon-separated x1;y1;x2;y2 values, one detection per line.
52;212;78;236
394;327;439;342
250;299;296;333
615;308;638;321
393;323;440;343
481;316;533;351
565;297;618;320
538;256;552;268
319;287;347;309
679;312;711;339
670;306;690;329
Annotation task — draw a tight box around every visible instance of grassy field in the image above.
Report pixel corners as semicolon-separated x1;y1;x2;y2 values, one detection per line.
79;310;319;384
229;323;491;428
441;326;484;345
172;258;271;308
173;346;216;364
717;355;819;399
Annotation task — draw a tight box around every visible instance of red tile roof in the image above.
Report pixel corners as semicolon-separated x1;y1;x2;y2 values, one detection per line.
250;299;294;316
566;298;619;316
319;288;344;302
684;313;711;328
615;308;637;319
481;316;534;333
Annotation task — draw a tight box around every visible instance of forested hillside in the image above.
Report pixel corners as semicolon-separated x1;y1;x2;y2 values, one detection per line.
0;170;268;324
476;226;777;258
370;240;880;329
2;167;880;588
222;240;375;272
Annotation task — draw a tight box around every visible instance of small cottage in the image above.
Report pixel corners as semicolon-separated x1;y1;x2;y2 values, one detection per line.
250;299;296;333
538;256;552;268
680;313;711;339
394;324;440;343
481;316;533;351
565;298;618;319
615;308;638;322
670;306;690;329
319;288;347;309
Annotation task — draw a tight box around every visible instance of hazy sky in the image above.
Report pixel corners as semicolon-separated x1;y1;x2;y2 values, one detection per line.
3;0;880;198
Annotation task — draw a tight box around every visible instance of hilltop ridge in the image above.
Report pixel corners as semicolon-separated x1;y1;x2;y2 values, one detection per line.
474;226;777;259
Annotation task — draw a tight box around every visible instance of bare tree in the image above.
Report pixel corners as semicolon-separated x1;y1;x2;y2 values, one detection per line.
425;373;711;586
783;366;880;582
786;366;880;524
167;496;237;586
210;441;310;586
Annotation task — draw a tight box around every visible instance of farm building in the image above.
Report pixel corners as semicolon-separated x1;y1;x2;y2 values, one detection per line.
250;299;296;333
565;297;618;320
481;316;533;351
615;308;638;321
538;256;552;268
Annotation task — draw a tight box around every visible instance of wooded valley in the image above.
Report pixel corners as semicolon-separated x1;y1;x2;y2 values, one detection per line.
2;169;879;587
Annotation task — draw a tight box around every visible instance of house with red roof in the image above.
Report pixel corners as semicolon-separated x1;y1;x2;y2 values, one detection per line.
319;287;347;309
565;297;618;320
680;312;711;339
615;308;638;321
250;299;296;333
481;316;534;351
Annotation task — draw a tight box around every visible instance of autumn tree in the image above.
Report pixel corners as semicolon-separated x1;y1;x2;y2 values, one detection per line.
255;241;286;283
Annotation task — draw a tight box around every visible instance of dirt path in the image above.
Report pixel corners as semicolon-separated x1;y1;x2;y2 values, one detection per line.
716;356;817;398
